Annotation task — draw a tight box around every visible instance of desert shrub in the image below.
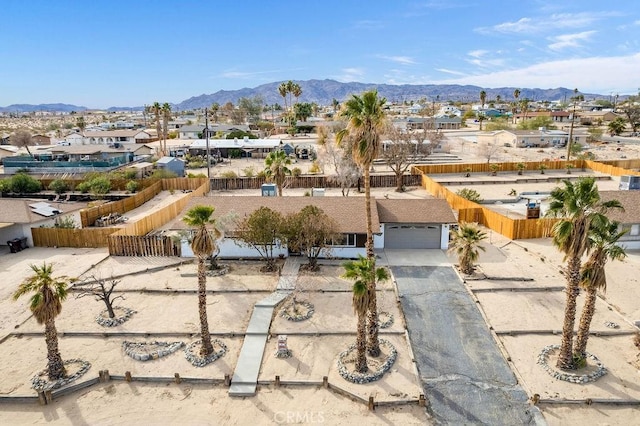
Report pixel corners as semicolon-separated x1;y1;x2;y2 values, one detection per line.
54;216;77;229
243;167;255;177
10;173;42;193
76;181;91;193
126;180;140;193
123;169;138;179
150;169;178;179
308;161;321;174
291;167;302;177
220;171;238;179
0;179;10;193
187;160;206;168
48;179;69;194
456;188;483;203
187;172;207;178
87;176;111;197
256;170;267;179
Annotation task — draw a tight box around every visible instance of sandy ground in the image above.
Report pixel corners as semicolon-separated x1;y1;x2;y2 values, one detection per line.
0;256;428;424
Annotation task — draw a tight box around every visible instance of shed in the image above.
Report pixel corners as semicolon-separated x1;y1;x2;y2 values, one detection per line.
156;156;185;177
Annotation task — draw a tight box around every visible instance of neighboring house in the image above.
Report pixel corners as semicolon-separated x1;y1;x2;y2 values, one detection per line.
156;156;185;177
0;133;10;145
62;130;151;146
437;106;462;117
402;116;462;131
188;138;282;159
178;124;251;139
32;134;51;145
578;111;619;125
0;200;88;248
0;145;19;163
514;111;570;124
600;191;640;249
478;129;571;148
170;196;455;259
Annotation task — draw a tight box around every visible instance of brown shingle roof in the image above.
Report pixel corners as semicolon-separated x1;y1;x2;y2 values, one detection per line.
599;191;640;224
169;196;380;233
376;198;456;224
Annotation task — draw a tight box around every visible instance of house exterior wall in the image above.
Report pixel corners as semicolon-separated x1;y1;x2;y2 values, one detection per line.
440;224;450;250
0;224;25;246
618;223;640;250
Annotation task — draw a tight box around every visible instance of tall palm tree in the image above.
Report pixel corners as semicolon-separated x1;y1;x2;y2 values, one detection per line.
152;102;162;154
264;150;292;196
513;89;521;124
278;83;288;114
13;263;70;380
545;177;623;369
161;103;171;156
575;220;626;360
337;89;387;356
448;222;487;275
479;90;487;109
210;103;220;122
183;205;222;356
291;83;302;106
342;256;389;373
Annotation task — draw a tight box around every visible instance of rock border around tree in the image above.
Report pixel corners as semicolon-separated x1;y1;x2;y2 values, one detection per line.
184;339;228;367
95;307;136;327
377;311;394;329
31;359;91;391
337;338;397;384
280;299;315;322
538;344;607;384
122;341;185;361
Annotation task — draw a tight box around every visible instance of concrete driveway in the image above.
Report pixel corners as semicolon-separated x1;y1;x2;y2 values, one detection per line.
385;249;543;425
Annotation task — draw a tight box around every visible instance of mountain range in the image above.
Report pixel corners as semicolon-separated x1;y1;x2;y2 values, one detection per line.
0;79;605;113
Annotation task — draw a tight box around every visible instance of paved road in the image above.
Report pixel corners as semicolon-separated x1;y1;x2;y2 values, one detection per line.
392;265;544;425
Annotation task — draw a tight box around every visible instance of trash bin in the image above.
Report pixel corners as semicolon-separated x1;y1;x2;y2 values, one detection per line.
7;238;27;253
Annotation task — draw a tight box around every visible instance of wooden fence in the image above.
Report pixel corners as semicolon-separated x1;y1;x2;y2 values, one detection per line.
80;181;162;227
413;159;586;176
107;235;180;257
31;227;118;248
209;174;422;191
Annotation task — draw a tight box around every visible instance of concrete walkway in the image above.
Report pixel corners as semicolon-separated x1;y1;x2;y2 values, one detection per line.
385;249;544;425
229;256;302;396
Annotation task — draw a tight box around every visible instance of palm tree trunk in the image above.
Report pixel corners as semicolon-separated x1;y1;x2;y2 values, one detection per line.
355;312;368;373
556;255;581;370
574;287;597;360
44;319;66;380
198;257;214;355
363;166;381;357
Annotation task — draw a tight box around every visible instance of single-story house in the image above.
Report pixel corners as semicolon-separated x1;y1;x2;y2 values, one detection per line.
0;200;89;248
578;111;619;125
600;191;640;250
514;111;570;124
0;145;19;163
188;138;282;159
402;116;462;131
179;124;251;140
169;196;455;259
478;129;571;148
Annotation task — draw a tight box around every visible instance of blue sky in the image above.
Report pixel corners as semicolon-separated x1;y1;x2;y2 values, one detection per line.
1;0;639;108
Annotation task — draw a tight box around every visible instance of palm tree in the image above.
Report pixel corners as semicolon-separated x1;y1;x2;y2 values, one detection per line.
278;83;288;115
342;256;389;373
183;205;222;356
448;222;487;275
337;89;387;356
513;89;521;124
574;220;626;361
161;103;171;156
264;150;292;196
479;90;487;109
210;103;220;122
13;263;70;380
151;102;162;154
291;83;302;106
545;177;623;369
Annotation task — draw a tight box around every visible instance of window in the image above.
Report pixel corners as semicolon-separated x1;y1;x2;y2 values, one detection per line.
630;224;640;236
331;234;356;246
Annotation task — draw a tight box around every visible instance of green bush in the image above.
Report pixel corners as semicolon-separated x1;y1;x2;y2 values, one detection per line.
150;169;178;179
76;181;91;193
187;172;207;178
243;167;255;177
126;180;140;193
10;173;42;194
220;171;238;179
291;167;302;177
48;179;69;194
456;188;483;203
256;170;267;179
225;130;257;140
0;179;11;193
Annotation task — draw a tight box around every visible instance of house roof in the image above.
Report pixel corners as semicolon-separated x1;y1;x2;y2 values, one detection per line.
157;156;184;164
599;190;640;224
376;199;457;224
169;196;380;234
83;130;149;138
189;139;281;149
0;199;89;224
46;144;139;155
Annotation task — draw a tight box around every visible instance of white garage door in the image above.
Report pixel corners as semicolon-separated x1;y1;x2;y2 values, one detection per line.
384;224;441;249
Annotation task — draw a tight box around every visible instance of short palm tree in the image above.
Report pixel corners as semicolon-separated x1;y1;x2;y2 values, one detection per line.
337;89;387;356
545;177;623;369
448;222;487;275
183;205;222;356
342;256;389;373
13;263;70;380
574;220;626;361
264;150;292;196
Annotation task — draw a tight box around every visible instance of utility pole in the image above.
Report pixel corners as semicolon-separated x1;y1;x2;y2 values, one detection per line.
205;108;211;181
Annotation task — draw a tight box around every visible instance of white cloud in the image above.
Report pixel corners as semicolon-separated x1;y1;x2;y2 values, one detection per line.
435;68;467;76
548;31;596;51
376;55;416;65
476;12;612;35
433;52;640;95
335;68;366;82
468;49;488;58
